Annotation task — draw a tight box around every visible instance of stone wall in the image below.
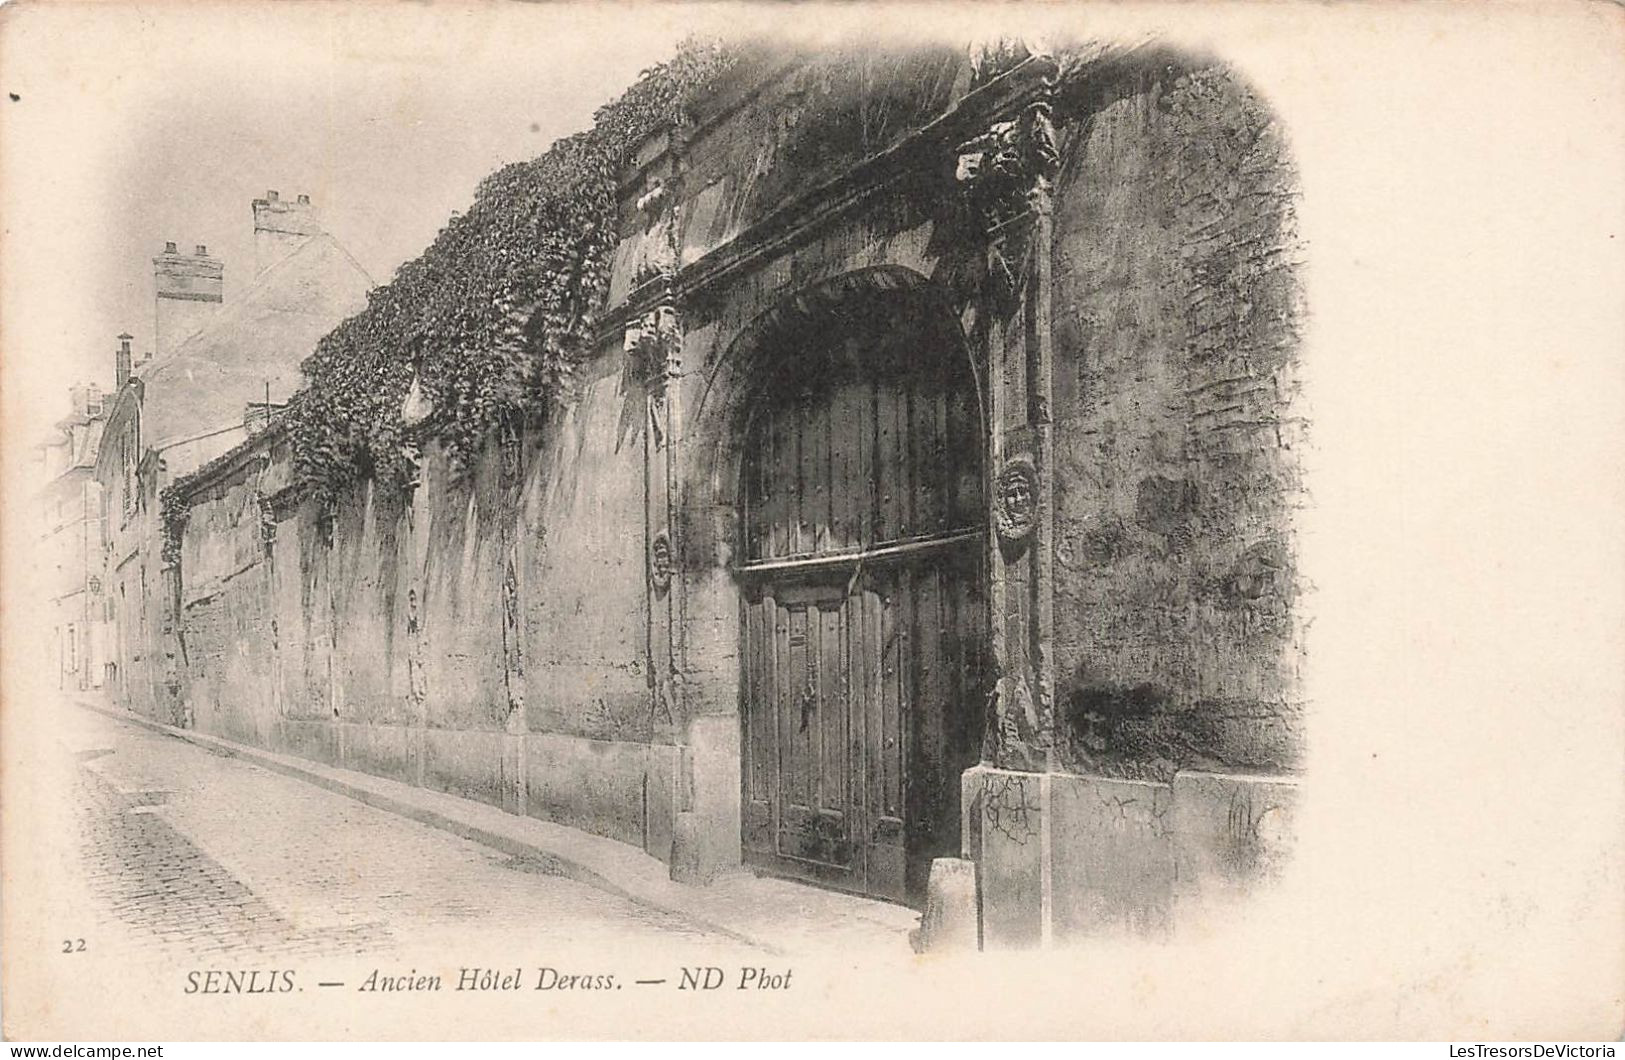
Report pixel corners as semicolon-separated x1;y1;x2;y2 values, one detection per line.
932;54;1307;948
174;352;661;855
1049;60;1305;779
963;763;1300;947
162;44;1306;927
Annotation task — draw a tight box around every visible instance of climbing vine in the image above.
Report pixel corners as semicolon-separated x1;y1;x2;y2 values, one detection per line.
159;482;189;565
286;39;737;503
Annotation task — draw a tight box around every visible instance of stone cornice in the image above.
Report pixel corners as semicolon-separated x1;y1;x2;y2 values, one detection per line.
155;290;224;303
594;53;1066;345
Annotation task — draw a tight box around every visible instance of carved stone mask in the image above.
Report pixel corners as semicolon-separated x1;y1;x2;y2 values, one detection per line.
995;457;1038;544
650;530;673;591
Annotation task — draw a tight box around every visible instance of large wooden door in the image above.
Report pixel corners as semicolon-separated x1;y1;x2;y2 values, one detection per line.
739;322;986;905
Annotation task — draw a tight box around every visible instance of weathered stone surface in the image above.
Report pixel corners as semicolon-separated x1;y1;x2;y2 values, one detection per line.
674;714;741;883
1049;774;1174;939
168;356;658;842
524;733;649;850
962;765;1043;949
1048;59;1305;779
961;764;1297;945
421;728;507;810
271;719;337;766
1170;770;1299;912
669;812;708;886
642;744;678;863
911;857;980;953
156;47;1304;915
337;722;413;787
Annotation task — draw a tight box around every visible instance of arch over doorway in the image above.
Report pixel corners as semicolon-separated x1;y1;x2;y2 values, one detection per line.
680;267;990;905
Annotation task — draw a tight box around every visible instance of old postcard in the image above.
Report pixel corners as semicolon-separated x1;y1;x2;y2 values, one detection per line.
2;0;1621;1042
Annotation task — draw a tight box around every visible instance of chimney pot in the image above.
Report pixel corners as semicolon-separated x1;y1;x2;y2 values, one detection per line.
153;237;223;356
252;188;321;274
115;333;133;388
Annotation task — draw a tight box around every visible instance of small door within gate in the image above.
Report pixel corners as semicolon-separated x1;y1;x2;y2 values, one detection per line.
738;323;986;905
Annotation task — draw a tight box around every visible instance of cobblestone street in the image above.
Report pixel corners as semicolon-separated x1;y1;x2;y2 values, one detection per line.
61;703;745;965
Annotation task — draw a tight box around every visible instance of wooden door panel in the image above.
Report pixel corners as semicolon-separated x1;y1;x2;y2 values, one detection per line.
874;382;909;545
765;410;792;559
947;384;981;529
817;602;846;813
866;574;908;903
742;593;773;856
909;564;946;901
739;321;985;906
743;357;975;565
828;379;868;554
742;555;984;905
909;387;946;534
760;588;858;876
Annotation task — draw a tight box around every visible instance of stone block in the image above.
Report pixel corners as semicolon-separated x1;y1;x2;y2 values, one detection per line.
643;743;678;863
962;765;1043;949
670;714;741;883
524;732;648;848
501;730;525;815
272;718;337;765
669;811;707;885
1049;773;1174;939
959;765;1297;946
337;722;412;785
1170;771;1299;910
911;857;980;953
422;727;507;810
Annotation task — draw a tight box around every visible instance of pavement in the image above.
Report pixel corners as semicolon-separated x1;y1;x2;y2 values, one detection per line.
64;698;920;961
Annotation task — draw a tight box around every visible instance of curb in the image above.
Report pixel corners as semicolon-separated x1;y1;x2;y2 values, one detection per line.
74;698;781;954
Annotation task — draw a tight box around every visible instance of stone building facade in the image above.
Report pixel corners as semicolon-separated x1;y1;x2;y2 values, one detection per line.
35;383;110;691
95;194;372;719
158;40;1306;946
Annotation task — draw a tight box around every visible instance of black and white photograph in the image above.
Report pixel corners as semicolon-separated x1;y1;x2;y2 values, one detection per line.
2;1;1621;1045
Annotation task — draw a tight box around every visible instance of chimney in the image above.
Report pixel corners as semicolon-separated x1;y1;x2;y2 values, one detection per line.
115;333;133;388
251;190;321;275
153;242;223;359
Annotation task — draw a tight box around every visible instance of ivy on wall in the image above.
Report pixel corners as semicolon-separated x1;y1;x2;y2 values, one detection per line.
159;483;189;565
285;40;737;504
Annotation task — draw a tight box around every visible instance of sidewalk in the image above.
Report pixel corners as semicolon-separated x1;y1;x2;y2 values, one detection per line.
73;697;921;957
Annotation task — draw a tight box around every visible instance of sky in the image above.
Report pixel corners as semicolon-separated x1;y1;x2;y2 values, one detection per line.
1;4;694;440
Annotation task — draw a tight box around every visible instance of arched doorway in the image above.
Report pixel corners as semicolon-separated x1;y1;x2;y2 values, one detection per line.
734;283;988;905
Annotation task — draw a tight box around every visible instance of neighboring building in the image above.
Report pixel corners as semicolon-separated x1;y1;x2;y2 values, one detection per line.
95;192;373;720
164;41;1307;947
35;382;110;692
